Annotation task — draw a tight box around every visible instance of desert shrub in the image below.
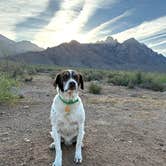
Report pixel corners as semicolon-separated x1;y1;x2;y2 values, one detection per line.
127;80;135;89
108;74;130;86
0;75;18;102
83;70;105;82
140;80;165;92
135;72;143;84
88;82;102;94
107;71;166;91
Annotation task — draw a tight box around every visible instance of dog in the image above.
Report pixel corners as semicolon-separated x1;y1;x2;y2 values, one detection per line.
50;69;85;166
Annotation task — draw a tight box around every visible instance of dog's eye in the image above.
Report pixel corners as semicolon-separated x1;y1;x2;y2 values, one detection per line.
73;73;78;80
63;72;69;80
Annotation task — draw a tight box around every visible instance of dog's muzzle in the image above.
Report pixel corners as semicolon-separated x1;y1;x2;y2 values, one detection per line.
68;81;76;90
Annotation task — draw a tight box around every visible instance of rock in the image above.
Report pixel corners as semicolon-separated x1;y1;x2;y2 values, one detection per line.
161;147;166;152
24;77;33;82
24;138;30;142
19;94;25;99
0;132;9;136
0;112;5;115
1;137;9;142
159;143;164;147
23;105;29;109
129;94;138;97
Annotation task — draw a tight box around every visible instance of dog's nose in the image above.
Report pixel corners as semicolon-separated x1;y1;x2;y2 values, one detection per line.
69;81;76;88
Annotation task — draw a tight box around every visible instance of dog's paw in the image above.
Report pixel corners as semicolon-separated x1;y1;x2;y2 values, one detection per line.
49;142;55;150
52;159;62;166
74;150;82;164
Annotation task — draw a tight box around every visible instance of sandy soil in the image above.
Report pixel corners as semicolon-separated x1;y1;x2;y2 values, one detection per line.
0;73;166;166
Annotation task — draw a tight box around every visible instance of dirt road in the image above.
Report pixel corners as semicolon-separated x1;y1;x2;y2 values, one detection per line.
0;74;166;166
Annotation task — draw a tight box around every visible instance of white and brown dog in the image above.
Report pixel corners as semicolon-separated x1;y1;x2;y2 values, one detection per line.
50;70;85;166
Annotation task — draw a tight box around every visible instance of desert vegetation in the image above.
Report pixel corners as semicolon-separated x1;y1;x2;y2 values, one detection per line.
0;61;166;102
88;82;102;94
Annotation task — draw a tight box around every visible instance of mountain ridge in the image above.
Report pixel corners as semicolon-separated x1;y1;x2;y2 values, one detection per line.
0;34;44;57
2;35;166;72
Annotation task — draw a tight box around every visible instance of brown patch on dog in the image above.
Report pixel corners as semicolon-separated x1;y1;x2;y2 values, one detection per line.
78;73;84;90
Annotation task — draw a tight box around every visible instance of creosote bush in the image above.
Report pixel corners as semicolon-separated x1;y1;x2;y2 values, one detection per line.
88;82;102;94
0;75;18;103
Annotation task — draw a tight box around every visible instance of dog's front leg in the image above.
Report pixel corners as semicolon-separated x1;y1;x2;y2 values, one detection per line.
74;122;84;163
52;127;62;166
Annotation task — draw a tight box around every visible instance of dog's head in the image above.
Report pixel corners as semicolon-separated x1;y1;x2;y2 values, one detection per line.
53;70;84;92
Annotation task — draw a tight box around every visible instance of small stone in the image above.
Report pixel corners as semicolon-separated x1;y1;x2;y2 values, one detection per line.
0;112;5;115
161;147;166;152
1;137;9;142
130;94;138;97
23;105;29;109
19;94;25;99
24;138;30;142
120;138;125;142
159;143;164;147
0;132;9;136
128;140;132;143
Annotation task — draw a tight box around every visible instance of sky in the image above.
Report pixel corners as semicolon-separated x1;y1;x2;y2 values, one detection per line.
0;0;166;55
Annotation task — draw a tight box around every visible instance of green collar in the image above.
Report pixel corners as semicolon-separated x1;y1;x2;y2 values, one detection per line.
59;95;79;105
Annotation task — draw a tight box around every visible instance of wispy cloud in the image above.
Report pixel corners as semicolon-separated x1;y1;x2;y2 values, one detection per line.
148;40;166;48
85;10;132;42
112;16;166;42
0;0;49;40
140;33;166;43
33;0;118;47
14;0;61;40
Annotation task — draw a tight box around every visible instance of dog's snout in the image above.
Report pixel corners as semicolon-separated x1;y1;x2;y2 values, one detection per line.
69;81;76;88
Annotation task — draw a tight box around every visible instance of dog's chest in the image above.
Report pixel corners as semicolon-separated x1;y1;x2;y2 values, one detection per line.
56;112;79;137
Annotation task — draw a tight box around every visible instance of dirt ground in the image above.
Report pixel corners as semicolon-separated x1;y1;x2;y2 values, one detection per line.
0;73;166;166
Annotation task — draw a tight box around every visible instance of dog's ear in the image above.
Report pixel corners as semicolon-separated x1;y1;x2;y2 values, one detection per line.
78;73;84;90
53;73;64;92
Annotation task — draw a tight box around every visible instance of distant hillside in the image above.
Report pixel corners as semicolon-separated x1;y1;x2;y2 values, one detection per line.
7;36;166;72
0;34;44;57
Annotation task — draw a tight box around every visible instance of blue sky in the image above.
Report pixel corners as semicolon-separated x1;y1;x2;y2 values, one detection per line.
0;0;165;55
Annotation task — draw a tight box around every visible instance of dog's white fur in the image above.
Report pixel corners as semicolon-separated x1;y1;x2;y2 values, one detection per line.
50;70;85;166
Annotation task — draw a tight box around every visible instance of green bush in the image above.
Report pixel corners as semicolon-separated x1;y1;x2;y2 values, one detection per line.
107;71;166;92
127;80;135;89
108;74;130;86
135;72;143;84
83;70;104;82
140;80;165;92
88;82;102;94
0;75;18;102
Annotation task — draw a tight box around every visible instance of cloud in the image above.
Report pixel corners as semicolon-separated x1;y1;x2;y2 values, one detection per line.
140;33;166;43
14;0;61;40
0;0;49;40
112;16;166;42
33;0;118;47
85;10;132;42
148;40;166;48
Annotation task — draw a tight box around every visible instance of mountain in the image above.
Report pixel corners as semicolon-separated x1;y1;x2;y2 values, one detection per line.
7;37;166;72
0;34;44;57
